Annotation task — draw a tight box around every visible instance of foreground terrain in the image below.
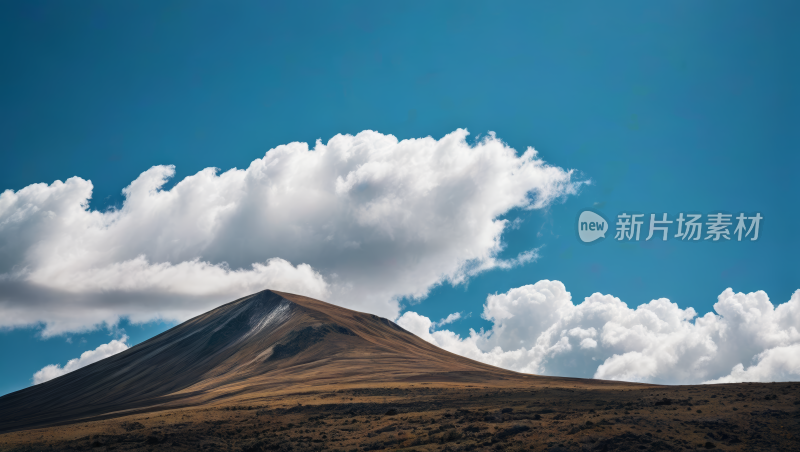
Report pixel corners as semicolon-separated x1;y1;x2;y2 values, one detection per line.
0;290;797;451
1;380;798;451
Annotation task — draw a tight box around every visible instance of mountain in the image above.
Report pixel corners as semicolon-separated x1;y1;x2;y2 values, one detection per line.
0;290;531;433
2;290;796;452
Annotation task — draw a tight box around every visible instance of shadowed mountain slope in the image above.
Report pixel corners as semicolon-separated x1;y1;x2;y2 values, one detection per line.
0;290;554;433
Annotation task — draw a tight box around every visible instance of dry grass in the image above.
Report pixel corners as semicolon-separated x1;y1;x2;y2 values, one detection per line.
1;380;797;451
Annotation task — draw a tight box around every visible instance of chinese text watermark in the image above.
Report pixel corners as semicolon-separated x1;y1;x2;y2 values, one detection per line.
578;211;762;243
613;213;761;241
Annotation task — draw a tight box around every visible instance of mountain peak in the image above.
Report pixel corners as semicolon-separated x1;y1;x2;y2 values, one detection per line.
0;290;522;433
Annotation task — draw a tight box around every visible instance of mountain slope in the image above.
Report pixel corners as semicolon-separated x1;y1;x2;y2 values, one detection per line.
0;290;530;433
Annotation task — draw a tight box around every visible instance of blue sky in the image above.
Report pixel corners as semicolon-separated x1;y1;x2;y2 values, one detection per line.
1;1;797;394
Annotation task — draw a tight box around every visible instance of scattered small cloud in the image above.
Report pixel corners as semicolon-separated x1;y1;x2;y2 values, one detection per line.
434;312;462;328
32;336;129;385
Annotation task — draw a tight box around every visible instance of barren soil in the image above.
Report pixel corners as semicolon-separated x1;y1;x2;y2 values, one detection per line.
1;380;797;451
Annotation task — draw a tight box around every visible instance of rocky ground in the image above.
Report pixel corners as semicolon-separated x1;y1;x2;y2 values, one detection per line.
1;381;798;451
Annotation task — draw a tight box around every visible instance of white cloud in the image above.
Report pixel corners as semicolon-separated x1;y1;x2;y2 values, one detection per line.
399;281;800;384
435;312;462;328
397;311;436;339
32;336;129;384
704;344;800;384
0;129;584;336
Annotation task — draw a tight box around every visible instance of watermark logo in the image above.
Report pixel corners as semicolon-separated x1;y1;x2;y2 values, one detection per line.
613;212;761;241
578;211;607;243
577;211;762;243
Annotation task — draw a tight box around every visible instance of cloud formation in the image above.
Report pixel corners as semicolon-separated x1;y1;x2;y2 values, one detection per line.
434;312;463;328
0;129;583;336
398;281;800;384
32;337;129;384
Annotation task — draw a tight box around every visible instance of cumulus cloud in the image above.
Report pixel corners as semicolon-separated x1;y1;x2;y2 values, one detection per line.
704;344;800;384
398;281;800;384
0;129;584;336
32;336;129;384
